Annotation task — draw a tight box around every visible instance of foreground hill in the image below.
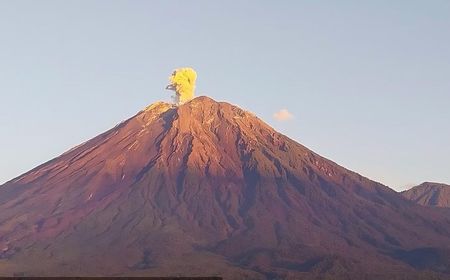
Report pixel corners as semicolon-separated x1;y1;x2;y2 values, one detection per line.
1;96;450;279
402;182;450;208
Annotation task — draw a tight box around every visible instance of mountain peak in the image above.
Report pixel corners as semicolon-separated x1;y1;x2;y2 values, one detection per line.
185;95;216;104
402;182;450;208
177;96;247;117
420;181;449;188
142;96;247;124
143;101;172;112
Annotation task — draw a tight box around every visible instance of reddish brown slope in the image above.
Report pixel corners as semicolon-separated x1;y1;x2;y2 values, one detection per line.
402;182;450;208
0;96;450;279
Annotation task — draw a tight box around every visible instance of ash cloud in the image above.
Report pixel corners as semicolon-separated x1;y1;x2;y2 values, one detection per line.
166;68;197;105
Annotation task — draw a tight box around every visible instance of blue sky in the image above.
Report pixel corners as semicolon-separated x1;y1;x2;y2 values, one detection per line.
0;1;449;190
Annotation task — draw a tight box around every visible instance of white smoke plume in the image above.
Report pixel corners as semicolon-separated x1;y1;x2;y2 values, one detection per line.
273;109;294;121
165;68;197;105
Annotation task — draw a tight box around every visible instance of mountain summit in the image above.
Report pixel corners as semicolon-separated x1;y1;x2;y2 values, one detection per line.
402;182;450;208
1;96;450;279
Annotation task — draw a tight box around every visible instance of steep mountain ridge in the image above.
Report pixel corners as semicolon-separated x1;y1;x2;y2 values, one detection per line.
1;96;450;279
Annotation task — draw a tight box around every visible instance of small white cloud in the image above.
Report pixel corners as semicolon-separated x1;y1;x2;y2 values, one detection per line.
273;109;294;121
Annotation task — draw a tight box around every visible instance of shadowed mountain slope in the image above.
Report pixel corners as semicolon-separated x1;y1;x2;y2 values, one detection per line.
1;96;450;279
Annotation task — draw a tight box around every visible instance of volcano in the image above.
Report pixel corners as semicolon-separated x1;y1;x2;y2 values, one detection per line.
1;96;450;279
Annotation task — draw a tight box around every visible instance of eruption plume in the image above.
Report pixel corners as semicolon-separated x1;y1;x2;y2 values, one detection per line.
166;68;197;105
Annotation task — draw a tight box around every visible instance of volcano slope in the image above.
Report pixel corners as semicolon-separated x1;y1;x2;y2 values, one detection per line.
1;96;450;279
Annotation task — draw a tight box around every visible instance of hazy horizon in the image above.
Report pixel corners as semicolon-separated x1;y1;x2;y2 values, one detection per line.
1;1;449;190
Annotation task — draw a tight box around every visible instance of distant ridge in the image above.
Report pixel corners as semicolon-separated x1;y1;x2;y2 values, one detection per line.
402;182;450;208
